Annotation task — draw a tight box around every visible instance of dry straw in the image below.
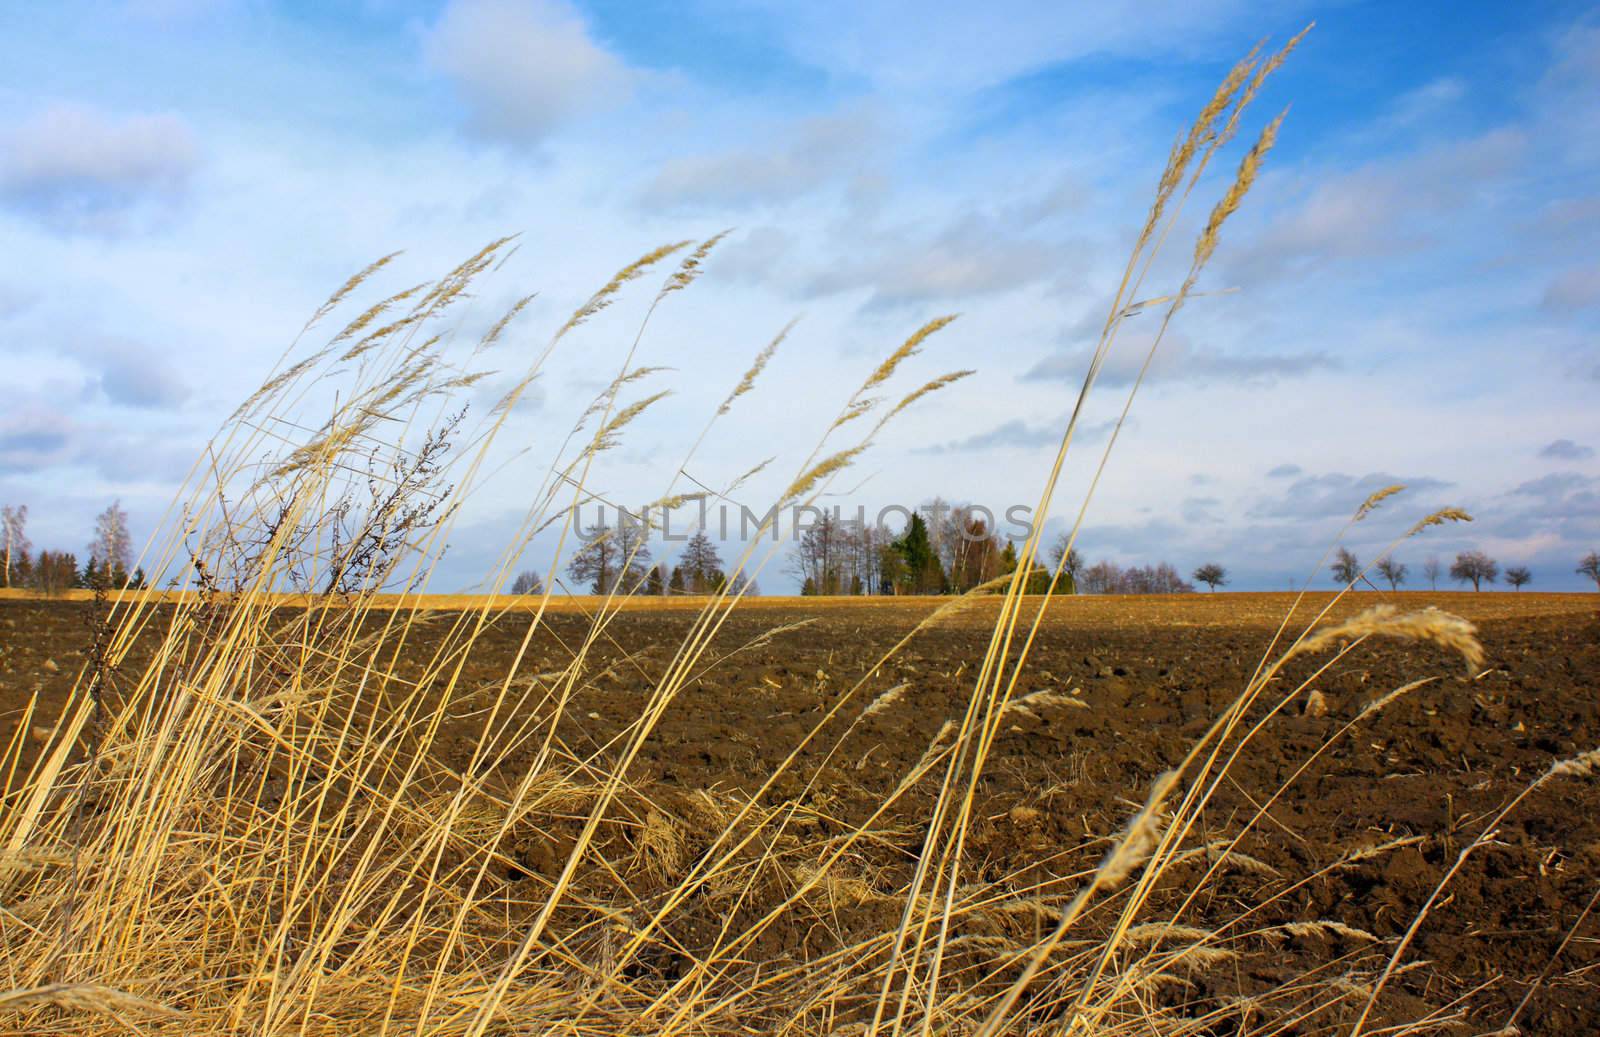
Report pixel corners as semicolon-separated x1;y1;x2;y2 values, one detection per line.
6;26;1557;1037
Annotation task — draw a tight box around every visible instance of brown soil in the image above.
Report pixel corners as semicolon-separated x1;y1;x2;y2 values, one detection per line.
4;591;1598;1032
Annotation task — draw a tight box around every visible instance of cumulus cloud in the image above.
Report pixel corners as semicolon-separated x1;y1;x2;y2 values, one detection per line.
1227;128;1526;282
424;0;631;147
59;338;190;410
1485;471;1600;547
1250;471;1453;522
1381;77;1467;129
1024;334;1336;386
1512;470;1596;504
712;227;797;283
1540;438;1595;460
805;213;1071;310
735;0;1304;94
0;393;194;482
0;406;76;475
639;111;881;211
0;103;198;232
918;417;1117;454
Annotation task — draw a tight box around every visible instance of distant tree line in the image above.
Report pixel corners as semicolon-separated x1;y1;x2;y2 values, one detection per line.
1314;547;1600;592
506;500;1201;598
0;501;147;595
509;526;757;598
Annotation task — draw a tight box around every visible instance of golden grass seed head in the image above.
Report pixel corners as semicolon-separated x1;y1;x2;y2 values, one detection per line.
1407;506;1473;537
857;314;960;397
720;319;796;415
1354;484;1406;521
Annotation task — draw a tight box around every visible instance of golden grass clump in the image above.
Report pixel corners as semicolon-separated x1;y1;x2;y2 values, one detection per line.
1288;604;1484;672
6;29;1570;1037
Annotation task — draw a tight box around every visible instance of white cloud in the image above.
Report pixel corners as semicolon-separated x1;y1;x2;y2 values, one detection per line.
0;103;198;232
1227;128;1526;282
639;111;882;211
804;212;1073;309
1250;471;1454;522
75;337;191;409
728;0;1299;94
1380;77;1467;130
713;227;798;283
919;417;1119;455
1540;438;1596;461
424;0;632;148
1542;264;1600;310
1024;332;1337;386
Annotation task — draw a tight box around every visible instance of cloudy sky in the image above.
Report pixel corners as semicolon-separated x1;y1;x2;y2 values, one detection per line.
1;0;1597;592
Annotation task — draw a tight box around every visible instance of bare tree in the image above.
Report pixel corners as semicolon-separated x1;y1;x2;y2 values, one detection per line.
1375;557;1407;591
790;512;846;594
1578;551;1600;592
1048;533;1084;590
511;570;543;595
32;550;79;596
615;522;652;592
1330;547;1361;587
568;525;618;594
88;500;134;588
1450;550;1497;591
840;522;883;595
950;516;1001;592
1;504;29;588
568;523;651;594
1078;560;1193;594
1504;565;1531;591
1423;555;1441;591
1079;560;1119;595
1192;563;1227;591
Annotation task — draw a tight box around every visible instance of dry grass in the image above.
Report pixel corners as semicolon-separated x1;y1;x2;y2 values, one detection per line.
3;29;1584;1037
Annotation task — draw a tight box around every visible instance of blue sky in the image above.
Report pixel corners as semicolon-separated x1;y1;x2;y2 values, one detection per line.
1;0;1597;592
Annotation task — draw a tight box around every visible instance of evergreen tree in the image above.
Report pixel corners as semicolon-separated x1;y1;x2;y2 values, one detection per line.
668;565;686;594
893;513;941;594
679;531;723;593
